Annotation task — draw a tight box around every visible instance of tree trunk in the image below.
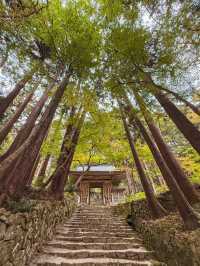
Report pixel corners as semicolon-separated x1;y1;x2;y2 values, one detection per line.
0;67;36;119
0;71;71;197
27;153;41;186
154;90;200;154
34;154;51;187
38;154;51;178
120;106;167;219
157;86;200;116
139;71;200;153
143;161;156;193
134;91;199;204
126;107;200;229
0;91;34;145
49;111;85;200
125;166;135;194
0;82;53;162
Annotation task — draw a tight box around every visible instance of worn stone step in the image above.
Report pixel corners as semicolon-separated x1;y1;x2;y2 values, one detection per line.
41;246;153;260
63;223;130;228
45;240;141;250
70;218;125;222
31;255;154;265
56;228;134;234
66;221;126;225
30;205;163;266
56;231;137;238
75;211;113;214
62;225;130;230
62;225;132;231
72;213;123;217
55;235;141;243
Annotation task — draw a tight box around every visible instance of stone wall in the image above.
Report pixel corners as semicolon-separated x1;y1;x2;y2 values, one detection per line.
112;191;175;221
0;196;76;266
112;194;200;266
134;214;200;266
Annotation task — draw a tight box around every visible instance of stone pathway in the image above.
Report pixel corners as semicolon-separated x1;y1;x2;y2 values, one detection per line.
30;205;163;266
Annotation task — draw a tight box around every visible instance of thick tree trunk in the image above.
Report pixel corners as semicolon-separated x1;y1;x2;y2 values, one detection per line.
139;71;200;153
3;118;50;195
126;108;200;229
0;91;34;145
148;120;199;203
154;90;200;154
0;83;53;162
0;71;71;197
120;107;167;219
0;67;36;119
158;86;200;116
49;111;85;200
134;91;199;204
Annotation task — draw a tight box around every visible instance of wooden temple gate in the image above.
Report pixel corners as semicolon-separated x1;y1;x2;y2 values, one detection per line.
69;170;126;205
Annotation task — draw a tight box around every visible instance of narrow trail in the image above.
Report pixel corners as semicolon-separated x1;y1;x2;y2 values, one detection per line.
30;205;163;266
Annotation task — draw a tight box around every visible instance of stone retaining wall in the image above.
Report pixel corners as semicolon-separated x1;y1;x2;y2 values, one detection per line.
0;196;76;266
112;194;200;266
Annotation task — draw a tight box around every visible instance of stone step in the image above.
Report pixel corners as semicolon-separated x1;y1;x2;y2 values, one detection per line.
41;247;153;260
62;224;131;228
70;220;126;224
61;225;132;231
30;205;163;266
72;213;123;216
68;218;125;221
62;225;129;230
73;213;120;216
66;221;126;225
75;211;113;214
31;256;154;265
56;231;137;238
70;218;125;222
55;235;141;243
56;228;134;234
46;240;141;250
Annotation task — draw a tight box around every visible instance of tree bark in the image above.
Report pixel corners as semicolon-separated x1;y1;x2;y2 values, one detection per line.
0;71;71;197
0;91;34;145
143;161;156;193
120;106;167;219
37;154;51;178
157;86;200;116
154;90;200;154
125;105;200;229
0;67;36;119
125;165;135;194
27;153;41;186
0;82;53;162
138;71;200;153
49;110;85;200
34;154;51;187
134;91;199;204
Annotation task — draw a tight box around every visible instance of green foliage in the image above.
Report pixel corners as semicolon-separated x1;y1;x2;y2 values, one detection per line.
6;199;36;213
123;185;168;203
72;109;132;168
123;192;146;203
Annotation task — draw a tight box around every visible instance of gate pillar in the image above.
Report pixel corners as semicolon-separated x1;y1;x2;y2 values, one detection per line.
80;182;89;204
103;181;112;205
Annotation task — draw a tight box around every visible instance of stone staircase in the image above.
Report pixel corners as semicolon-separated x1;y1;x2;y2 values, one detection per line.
30;205;163;266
